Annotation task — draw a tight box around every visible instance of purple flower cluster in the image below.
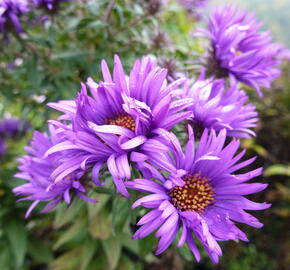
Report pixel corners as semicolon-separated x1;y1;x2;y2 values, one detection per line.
128;127;269;263
13;125;96;217
0;118;30;156
198;6;283;96
0;0;72;36
0;117;30;137
14;4;278;264
0;0;29;35
46;55;192;197
181;73;258;138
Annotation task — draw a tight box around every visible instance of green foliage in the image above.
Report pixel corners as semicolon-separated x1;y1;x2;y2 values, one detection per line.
0;0;290;270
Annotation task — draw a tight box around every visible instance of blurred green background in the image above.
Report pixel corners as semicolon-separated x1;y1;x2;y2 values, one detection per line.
0;0;289;269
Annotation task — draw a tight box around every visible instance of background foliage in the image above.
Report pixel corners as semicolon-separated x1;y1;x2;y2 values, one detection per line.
0;0;289;269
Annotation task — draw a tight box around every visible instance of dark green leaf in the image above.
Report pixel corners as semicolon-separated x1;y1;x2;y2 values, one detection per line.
5;220;27;267
101;235;122;270
28;237;54;263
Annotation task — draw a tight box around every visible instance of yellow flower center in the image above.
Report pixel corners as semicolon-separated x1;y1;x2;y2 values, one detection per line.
169;173;214;213
107;114;136;131
236;50;243;56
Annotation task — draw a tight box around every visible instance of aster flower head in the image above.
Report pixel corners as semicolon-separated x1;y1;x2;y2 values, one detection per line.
47;55;192;197
200;5;282;96
127;127;270;263
13;125;96;217
0;0;29;35
182;74;258;138
0;117;31;138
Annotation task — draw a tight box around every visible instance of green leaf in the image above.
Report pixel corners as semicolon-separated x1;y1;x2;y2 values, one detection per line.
5;220;27;267
87;256;107;270
264;164;290;177
121;233;140;256
138;234;157;257
112;196;130;233
28;237;54;263
54;218;87;249
49;248;82;270
87;193;110;221
26;55;41;91
101;236;122;270
177;244;194;261
0;246;12;270
80;239;98;270
51;50;91;60
54;199;86;228
118;255;138;270
89;210;112;240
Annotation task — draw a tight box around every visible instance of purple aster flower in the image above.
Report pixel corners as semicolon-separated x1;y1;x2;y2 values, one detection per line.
127;127;270;263
0;138;6;156
13;125;96;218
199;6;283;96
0;118;31;138
178;0;208;10
32;0;70;12
0;0;29;35
46;55;192;197
181;74;258;138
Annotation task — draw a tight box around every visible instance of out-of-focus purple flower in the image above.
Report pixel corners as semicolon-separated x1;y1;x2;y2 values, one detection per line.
46;55;192;197
0;0;29;34
0;118;30;138
33;0;70;11
13;125;96;218
178;0;208;10
0;138;6;156
181;74;258;138
128;128;270;263
199;6;283;96
178;0;208;20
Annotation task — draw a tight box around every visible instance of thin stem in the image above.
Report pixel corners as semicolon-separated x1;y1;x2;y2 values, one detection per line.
112;12;151;36
103;0;116;23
